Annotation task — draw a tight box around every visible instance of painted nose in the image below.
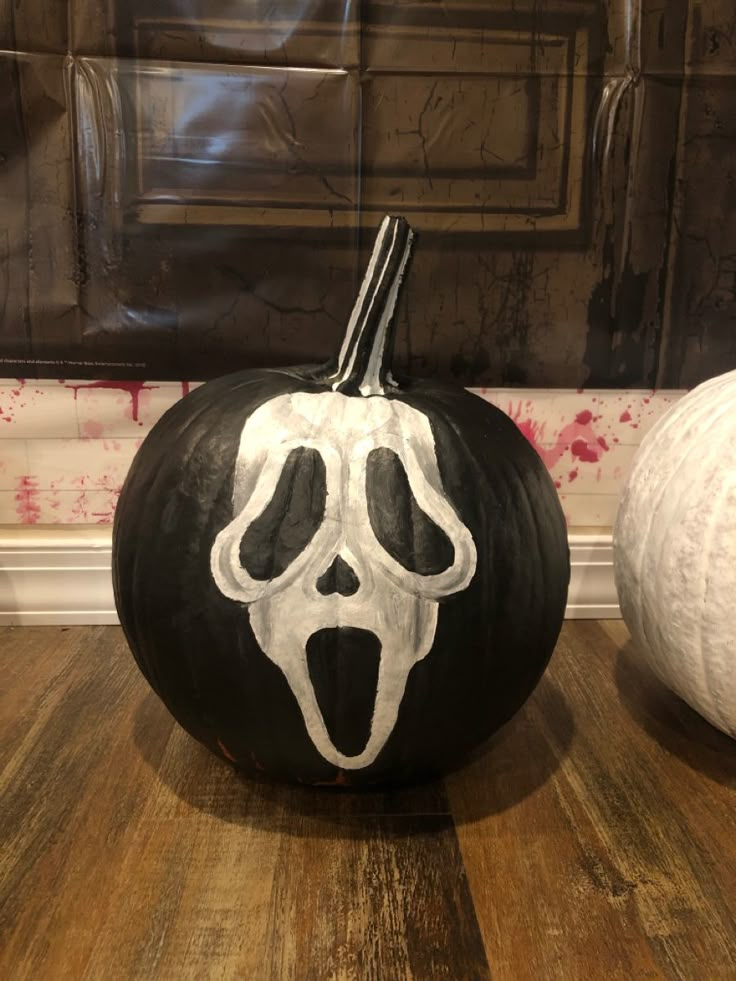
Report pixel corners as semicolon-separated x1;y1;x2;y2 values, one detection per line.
316;555;360;597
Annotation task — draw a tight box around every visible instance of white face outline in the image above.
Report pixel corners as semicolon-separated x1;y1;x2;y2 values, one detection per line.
210;390;477;769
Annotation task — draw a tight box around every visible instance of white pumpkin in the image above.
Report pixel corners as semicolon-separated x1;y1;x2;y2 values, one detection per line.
614;370;736;737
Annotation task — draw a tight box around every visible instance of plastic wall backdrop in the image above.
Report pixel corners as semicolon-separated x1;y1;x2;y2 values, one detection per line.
1;1;735;388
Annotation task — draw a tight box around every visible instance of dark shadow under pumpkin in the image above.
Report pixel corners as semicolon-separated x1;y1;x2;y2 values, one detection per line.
132;674;575;838
614;641;736;789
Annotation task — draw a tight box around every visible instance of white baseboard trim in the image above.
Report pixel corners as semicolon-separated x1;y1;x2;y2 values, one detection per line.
0;526;620;625
0;527;118;625
567;532;620;619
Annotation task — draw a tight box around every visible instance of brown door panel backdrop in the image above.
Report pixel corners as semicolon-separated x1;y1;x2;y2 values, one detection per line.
1;1;734;386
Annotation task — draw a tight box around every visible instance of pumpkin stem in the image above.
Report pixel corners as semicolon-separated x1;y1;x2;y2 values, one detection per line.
326;215;414;396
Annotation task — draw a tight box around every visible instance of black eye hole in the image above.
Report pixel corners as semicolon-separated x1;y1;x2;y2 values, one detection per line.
240;447;326;581
366;448;455;575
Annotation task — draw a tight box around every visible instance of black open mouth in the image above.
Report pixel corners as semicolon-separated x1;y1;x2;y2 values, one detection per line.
306;627;382;758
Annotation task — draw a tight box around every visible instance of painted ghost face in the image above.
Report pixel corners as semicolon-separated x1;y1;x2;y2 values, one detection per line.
211;390;477;769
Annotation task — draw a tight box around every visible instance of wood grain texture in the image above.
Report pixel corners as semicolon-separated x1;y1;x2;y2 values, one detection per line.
449;620;736;980
0;625;488;980
1;621;735;979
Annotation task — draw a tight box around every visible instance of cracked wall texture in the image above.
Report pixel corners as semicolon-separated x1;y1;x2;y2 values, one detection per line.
1;0;735;387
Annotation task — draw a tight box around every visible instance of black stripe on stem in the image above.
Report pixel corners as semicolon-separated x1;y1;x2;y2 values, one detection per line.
326;215;414;397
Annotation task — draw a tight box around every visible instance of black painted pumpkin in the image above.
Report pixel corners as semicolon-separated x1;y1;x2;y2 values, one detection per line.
113;216;569;786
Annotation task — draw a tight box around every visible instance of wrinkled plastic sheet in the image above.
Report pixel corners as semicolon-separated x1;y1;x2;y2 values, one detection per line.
1;1;735;386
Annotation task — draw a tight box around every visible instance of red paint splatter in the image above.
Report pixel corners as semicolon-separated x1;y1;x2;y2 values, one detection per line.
619;410;632;422
15;475;41;524
575;409;593;425
217;738;237;763
65;380;158;424
506;402;547;455
568;469;579;483
505;400;612;472
643;397;650;404
181;381;191;397
515;417;546;449
72;491;90;519
571;438;600;463
82;419;105;438
597;436;610;451
554;480;562;489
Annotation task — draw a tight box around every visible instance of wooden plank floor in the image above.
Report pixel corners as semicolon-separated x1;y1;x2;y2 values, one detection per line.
1;622;735;980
